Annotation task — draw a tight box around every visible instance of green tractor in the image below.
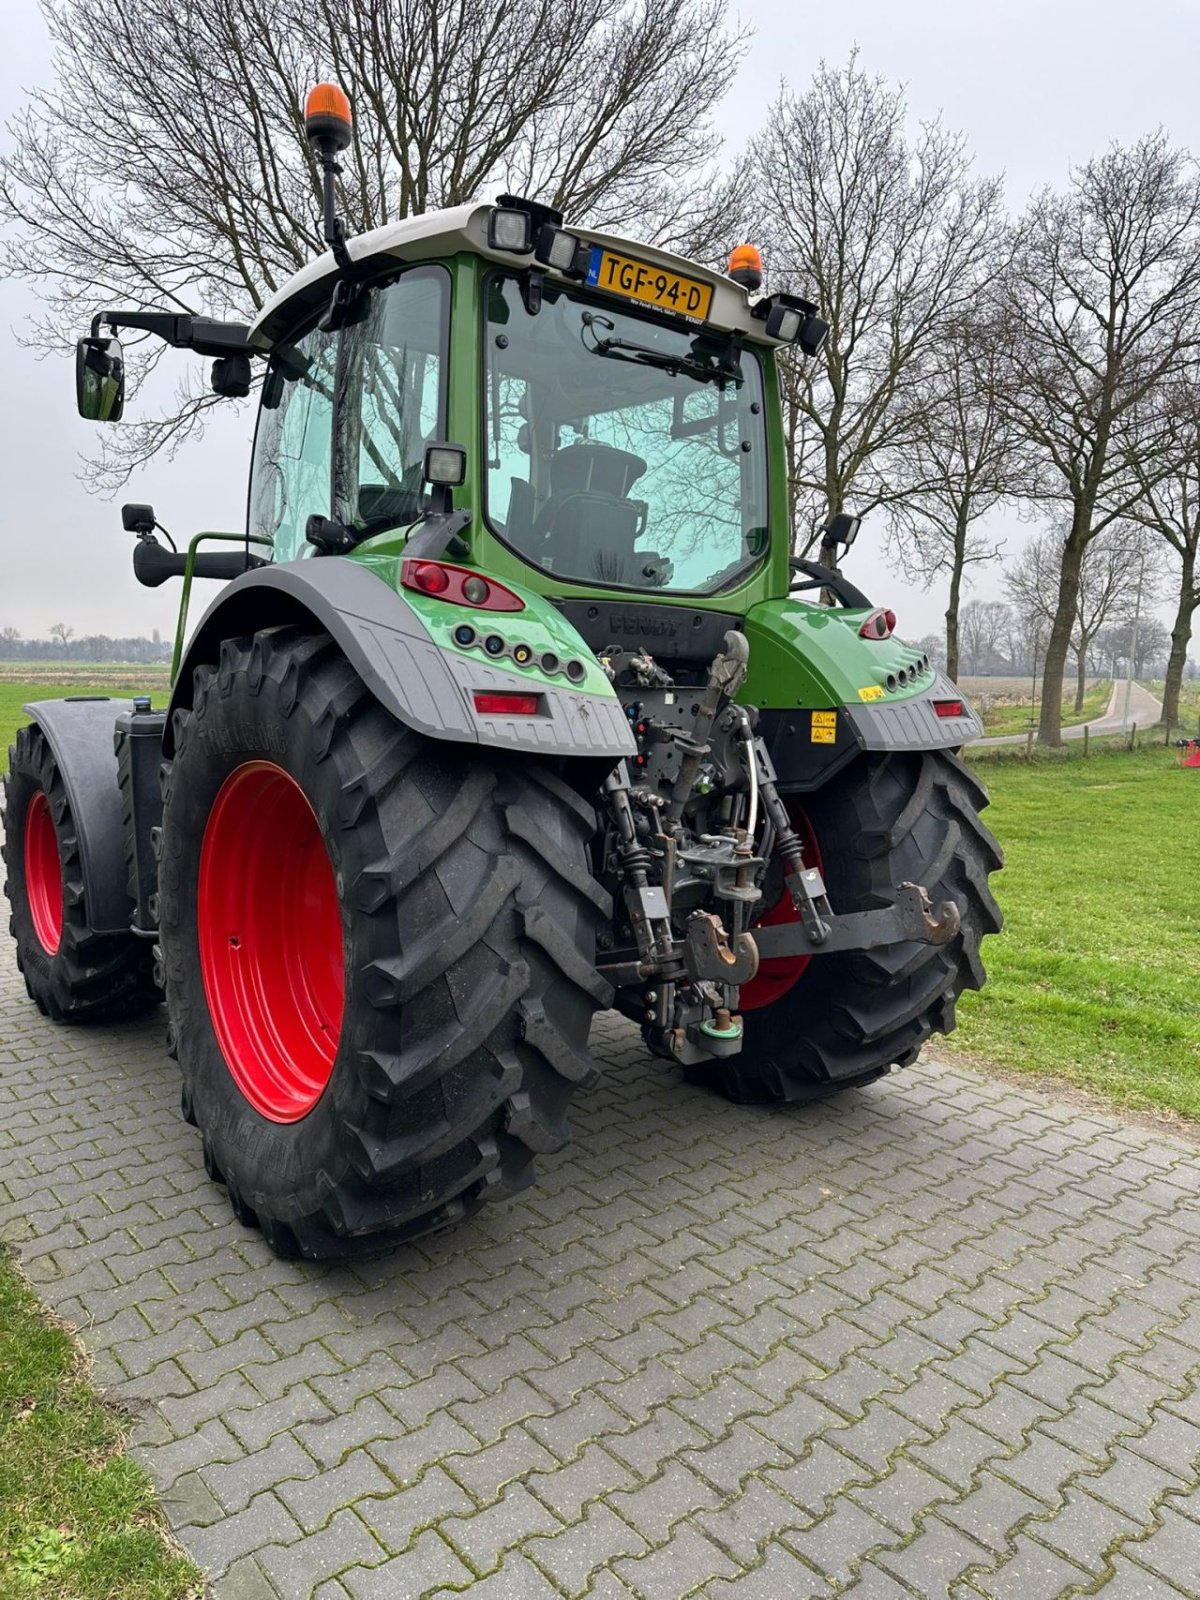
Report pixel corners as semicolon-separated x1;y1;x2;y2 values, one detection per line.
2;86;1001;1258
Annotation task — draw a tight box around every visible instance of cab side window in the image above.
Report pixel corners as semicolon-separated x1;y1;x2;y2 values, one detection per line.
336;266;449;535
248;322;338;563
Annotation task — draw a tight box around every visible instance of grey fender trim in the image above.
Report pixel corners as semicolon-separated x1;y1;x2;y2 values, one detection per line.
21;698;133;936
842;671;984;750
166;559;636;761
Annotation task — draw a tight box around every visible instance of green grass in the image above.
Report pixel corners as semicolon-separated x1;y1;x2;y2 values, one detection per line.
957;747;1200;1121
1140;678;1200;730
0;679;166;776
978;679;1111;737
0;1247;200;1599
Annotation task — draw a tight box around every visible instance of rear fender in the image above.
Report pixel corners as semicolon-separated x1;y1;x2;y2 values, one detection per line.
20;698;132;936
165;558;635;764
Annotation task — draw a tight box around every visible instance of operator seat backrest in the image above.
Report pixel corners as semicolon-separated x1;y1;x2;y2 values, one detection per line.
536;442;649;581
550;442;647;499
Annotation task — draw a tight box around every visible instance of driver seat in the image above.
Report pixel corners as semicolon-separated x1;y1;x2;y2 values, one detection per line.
534;442;648;581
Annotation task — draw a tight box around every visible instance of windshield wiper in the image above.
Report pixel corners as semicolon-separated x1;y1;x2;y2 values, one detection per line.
580;312;743;387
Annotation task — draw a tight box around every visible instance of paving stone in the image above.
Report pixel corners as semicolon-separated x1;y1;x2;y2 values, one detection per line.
440;1480;563;1569
526;1501;651;1594
339;1529;473;1598
5;926;1200;1600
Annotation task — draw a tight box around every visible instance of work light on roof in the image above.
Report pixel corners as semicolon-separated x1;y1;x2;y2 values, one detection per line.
488;207;534;254
534;224;590;278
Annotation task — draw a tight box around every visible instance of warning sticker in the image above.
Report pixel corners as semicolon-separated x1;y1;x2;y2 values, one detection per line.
858;684;885;702
811;710;837;745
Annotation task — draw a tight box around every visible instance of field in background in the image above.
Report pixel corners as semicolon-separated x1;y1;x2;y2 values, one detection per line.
957;746;1200;1120
0;676;168;775
958;675;1112;736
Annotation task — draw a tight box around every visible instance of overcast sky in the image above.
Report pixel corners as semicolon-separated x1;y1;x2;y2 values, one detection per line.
3;0;1199;643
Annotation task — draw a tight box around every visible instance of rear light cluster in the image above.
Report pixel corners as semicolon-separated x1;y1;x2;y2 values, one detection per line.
401;559;524;612
933;699;966;719
858;608;897;640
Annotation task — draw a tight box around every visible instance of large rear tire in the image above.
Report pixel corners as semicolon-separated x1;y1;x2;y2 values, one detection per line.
703;748;1002;1103
2;722;158;1022
156;626;611;1259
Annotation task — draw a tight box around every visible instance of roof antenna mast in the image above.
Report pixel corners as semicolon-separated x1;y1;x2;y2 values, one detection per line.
304;84;355;273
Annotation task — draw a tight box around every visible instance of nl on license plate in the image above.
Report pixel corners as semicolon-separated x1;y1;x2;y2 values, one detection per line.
586;248;714;322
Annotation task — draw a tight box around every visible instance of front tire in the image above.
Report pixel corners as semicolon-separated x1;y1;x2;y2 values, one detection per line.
2;722;157;1021
157;626;611;1259
708;748;1002;1102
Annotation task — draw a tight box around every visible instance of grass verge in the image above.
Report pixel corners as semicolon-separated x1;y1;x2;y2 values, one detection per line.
0;1245;201;1599
956;746;1200;1122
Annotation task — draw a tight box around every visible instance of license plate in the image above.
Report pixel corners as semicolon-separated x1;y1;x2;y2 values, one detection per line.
585;247;714;322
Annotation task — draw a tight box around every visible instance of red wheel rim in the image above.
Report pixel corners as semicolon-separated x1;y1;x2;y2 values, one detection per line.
740;805;822;1012
198;762;344;1122
23;790;63;955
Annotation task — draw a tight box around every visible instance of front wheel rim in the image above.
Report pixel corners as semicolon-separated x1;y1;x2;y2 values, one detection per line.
197;762;345;1122
23;790;63;955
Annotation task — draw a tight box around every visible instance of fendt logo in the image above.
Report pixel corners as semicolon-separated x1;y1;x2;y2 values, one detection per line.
608;615;677;638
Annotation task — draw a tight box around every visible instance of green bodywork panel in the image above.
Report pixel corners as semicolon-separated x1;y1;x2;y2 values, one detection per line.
739;598;935;711
347;549;617;698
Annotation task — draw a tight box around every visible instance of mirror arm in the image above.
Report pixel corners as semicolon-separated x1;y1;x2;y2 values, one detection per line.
92;309;254;359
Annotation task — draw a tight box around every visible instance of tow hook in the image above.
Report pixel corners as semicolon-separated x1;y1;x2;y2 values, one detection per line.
683;910;759;986
905;882;960;945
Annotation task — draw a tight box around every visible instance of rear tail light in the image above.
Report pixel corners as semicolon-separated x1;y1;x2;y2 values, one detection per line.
858;608;896;640
933;699;965;719
473;691;542;716
401;559;525;612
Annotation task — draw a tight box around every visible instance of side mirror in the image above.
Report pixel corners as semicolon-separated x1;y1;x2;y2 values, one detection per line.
821;512;861;552
76;336;125;422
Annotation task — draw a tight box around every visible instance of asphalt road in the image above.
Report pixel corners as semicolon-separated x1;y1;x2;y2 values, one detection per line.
974;680;1164;747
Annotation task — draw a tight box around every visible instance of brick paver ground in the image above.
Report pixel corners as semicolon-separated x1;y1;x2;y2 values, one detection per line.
2;928;1200;1600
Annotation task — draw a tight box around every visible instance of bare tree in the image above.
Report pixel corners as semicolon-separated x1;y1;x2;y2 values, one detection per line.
887;317;1018;676
748;54;1003;557
996;134;1200;744
1004;526;1145;712
1127;382;1200;727
0;626;20;647
48;622;74;651
1;0;746;486
957;599;1010;675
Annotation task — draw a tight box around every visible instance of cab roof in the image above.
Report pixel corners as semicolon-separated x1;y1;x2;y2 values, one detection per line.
249;201;773;351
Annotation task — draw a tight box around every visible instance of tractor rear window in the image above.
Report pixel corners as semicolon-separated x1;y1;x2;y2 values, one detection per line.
483;275;769;594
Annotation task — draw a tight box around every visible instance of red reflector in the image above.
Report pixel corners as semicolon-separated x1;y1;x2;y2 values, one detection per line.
473;691;541;716
933;699;965;719
858;608;893;640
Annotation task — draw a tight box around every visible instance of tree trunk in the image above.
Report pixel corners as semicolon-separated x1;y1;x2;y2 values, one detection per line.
1038;515;1088;747
1162;546;1197;729
1074;644;1087;716
944;510;968;681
